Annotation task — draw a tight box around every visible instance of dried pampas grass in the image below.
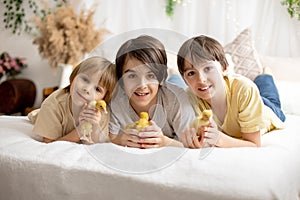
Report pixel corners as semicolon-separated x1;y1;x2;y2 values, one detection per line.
32;4;108;70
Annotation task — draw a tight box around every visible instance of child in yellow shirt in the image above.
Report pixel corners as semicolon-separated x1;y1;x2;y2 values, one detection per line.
177;35;285;148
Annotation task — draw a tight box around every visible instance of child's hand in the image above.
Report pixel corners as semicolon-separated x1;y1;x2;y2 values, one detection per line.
78;103;103;143
79;103;102;125
179;128;203;148
117;128;142;148
137;120;169;148
179;119;220;148
204;119;221;147
120;120;167;148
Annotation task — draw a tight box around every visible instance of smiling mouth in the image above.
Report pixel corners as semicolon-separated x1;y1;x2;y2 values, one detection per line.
198;85;211;91
134;91;149;96
77;92;87;101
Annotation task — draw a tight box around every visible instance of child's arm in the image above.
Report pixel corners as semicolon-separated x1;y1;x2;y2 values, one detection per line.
206;118;261;147
42;129;80;143
180;119;261;148
215;130;261;148
43;104;106;144
109;131;142;148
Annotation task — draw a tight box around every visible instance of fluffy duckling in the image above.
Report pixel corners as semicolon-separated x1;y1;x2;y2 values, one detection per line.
190;109;213;136
126;112;150;131
90;100;107;114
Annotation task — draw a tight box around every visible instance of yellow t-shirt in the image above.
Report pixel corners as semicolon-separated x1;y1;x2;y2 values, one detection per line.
188;74;284;138
29;89;109;141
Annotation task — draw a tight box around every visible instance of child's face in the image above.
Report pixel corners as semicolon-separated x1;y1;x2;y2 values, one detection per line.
122;57;159;111
183;60;225;102
70;72;107;106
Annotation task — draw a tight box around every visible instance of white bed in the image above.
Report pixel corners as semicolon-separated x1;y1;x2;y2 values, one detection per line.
0;113;300;200
1;56;300;200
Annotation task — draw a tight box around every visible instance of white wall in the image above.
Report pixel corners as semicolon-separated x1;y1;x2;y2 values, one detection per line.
1;0;299;107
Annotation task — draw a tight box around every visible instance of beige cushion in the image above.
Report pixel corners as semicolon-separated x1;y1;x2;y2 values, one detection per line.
224;28;263;81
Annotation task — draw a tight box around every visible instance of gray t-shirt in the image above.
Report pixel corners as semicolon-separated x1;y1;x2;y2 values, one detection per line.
109;82;195;140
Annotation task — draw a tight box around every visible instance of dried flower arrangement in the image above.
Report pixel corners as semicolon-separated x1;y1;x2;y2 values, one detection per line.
31;3;108;69
0;52;28;79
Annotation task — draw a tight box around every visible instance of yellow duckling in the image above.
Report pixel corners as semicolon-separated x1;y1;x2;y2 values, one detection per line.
90;100;107;114
126;112;150;131
190;109;213;136
80;100;107;143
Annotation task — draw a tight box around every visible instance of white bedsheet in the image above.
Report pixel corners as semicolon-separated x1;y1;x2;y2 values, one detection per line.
0;115;300;200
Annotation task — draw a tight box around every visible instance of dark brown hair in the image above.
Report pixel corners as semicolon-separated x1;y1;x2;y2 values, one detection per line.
115;35;168;85
177;35;228;76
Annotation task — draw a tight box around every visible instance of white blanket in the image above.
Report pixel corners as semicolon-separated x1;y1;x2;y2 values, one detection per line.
0;114;300;200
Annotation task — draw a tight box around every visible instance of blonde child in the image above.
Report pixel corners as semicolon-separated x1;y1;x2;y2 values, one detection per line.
29;56;117;144
177;35;285;148
109;35;195;148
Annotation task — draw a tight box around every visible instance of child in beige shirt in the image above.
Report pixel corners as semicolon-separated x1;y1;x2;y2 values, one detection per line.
29;56;117;144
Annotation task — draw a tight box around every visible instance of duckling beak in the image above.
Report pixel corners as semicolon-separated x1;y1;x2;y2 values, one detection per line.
103;108;108;114
98;100;107;114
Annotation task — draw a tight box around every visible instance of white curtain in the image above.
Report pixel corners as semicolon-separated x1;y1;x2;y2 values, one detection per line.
80;0;300;57
252;0;300;56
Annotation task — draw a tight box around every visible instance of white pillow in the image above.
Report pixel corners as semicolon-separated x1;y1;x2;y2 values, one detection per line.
276;81;300;116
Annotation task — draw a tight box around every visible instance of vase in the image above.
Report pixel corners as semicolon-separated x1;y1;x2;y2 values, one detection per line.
0;74;7;85
58;63;73;88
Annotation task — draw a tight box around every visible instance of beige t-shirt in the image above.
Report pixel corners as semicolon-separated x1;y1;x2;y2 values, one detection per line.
29;89;109;142
188;74;284;138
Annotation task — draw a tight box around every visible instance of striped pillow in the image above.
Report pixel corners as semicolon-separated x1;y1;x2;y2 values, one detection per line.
224;28;263;81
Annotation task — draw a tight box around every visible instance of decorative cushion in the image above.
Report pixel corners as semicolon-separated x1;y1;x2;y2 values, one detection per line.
224;28;263;81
